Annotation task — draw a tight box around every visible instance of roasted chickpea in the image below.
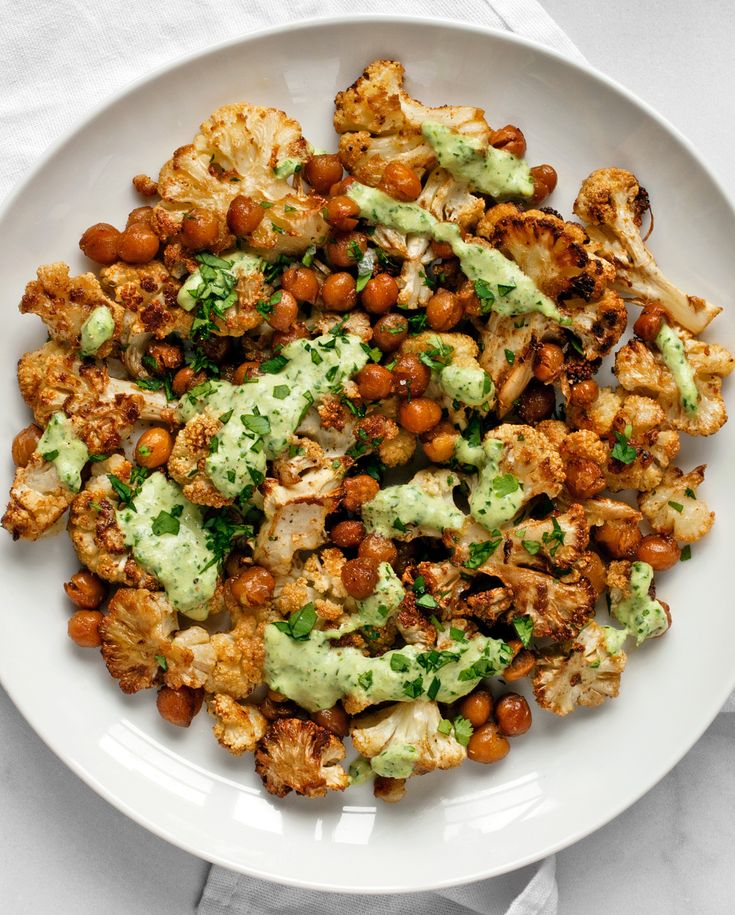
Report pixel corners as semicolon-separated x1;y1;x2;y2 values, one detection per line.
343;474;380;512
594;520;642;560
67;610;104;648
126;205;154;227
457;689;493;728
132;173;158;196
311;704;349;737
200;335;231;365
569;378;599;407
372;314;408;352
233;361;259;385
361;273;399;314
79;222;120;265
565;457;606;499
181;207;219;250
156;685;204;728
431;240;454;259
517;380;556;424
420;421;458;463
378;161;422;201
530;164;558;205
636;533;681;571
172;366;206;396
146;341;183;374
359;532;398;565
503;649;536;682
467;722;510;764
325;195;360;232
135;428;174;469
495;693;532;736
325;231;367;269
117;223;160;264
281;265;319;304
12;424;41;468
398;398;442;434
634;304;667;342
321;272;357;312
64;570;106;610
426;289;463;332
331;520;366;548
266;290;299;332
328;176;355;197
341;557;379;599
230;566;276;607
392;354;430;399
533;343;565;383
304;153;343;194
357;364;394;401
490;124;527;158
227;194;265;236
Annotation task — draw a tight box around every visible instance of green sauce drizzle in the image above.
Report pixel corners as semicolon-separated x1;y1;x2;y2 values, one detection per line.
80;306;115;356
35;412;89;492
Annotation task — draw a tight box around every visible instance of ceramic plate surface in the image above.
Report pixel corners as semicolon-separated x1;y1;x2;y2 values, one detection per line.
1;15;733;893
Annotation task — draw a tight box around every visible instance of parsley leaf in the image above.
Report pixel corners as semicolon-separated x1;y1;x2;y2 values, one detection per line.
259;355;288;374
504;349;515;365
390;654;410;672
358;670;374;691
474;279;495;313
681;545;692;561
272;603;317;641
668;500;684;513
452;716;474;746
465;536;502;569
151;510;181;536
512;615;534;647
241;414;271;435
402;676;424;699
492;473;520;497
611;425;637;464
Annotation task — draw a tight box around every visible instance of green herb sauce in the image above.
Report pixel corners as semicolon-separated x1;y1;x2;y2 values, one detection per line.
372;744;418;779
35;412;89;492
273;158;303;178
177;251;263;312
610;561;669;646
455;437;523;530
361;479;465;539
655;321;699;414
79;306;115;356
438;364;494;407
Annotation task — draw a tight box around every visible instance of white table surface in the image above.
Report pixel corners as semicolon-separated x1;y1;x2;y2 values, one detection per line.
2;1;734;912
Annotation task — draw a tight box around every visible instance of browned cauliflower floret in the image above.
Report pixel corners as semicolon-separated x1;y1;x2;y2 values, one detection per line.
207;693;267;755
154;104;327;256
638;465;714;543
168;413;231;508
574;168;720;333
20;263;124;358
255;718;349;798
334;59;491;186
2;453;76;541
614;336;733;436
503;504;590;570
276;548;352;621
99;588;178;693
533;621;627;716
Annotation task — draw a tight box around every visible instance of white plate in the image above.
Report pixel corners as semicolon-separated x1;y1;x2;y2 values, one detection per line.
1;15;733;894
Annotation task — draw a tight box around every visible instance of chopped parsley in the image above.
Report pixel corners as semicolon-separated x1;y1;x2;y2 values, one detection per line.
611;424;637;464
542;516;565;557
512;615;534;647
272;603;318;641
681;545;692;561
188;253;238;340
151;504;184;536
465;535;502;569
668;500;684;513
504;349;515;365
522;539;541;555
402;676;424;698
474;279;495;313
358;670;374;691
241;413;271;435
154;655;168;671
259;354;288;374
390;654;410;672
452;716;474;746
492;473;520;497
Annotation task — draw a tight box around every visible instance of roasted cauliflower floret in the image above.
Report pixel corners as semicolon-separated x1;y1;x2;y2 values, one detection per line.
276;548;352;620
574;168;720;334
637;465;713;543
255;717;349;798
350;700;466;779
532;621;627;716
361;468;463;541
168;413;231;508
207;693;267;755
2;453;76;541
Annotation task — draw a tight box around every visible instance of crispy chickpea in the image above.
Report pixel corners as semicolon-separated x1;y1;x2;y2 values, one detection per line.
343;474;380;512
67;610;104;648
361;273;399;314
467;722;510;764
146;341;183;374
398;398;442;434
359;532;398;565
490;124;527;158
304;153;343;194
457;689;493;728
325;195;360;232
372;314;408;352
230;566;276;607
200;335;231;365
156;685;204;728
321;272;357;312
325;231;367;269
503;649;536;682
431;240;454;259
135;428;174;469
181;207;220;250
233;361;259;385
634;304;667;343
517;380;556;424
266;290;299;332
227;194;264;236
565;457;606;500
533;343;565;383
421;421;458;463
636;534;681;571
530;164;558;205
64;570;106;610
495;693;532;736
426;289;463;332
357;364;394;401
172;366;206;396
392;354;430;399
328;176;355;197
594;520;642;560
341;557;379;599
126;205;154;227
281;265;319;304
569;378;599;407
12;424;41;467
117;223;160;264
379;161;422;201
312;705;349;737
79;222;120;265
331;520;366;548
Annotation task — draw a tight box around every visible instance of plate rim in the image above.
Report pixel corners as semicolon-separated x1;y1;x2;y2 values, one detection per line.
1;13;734;893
